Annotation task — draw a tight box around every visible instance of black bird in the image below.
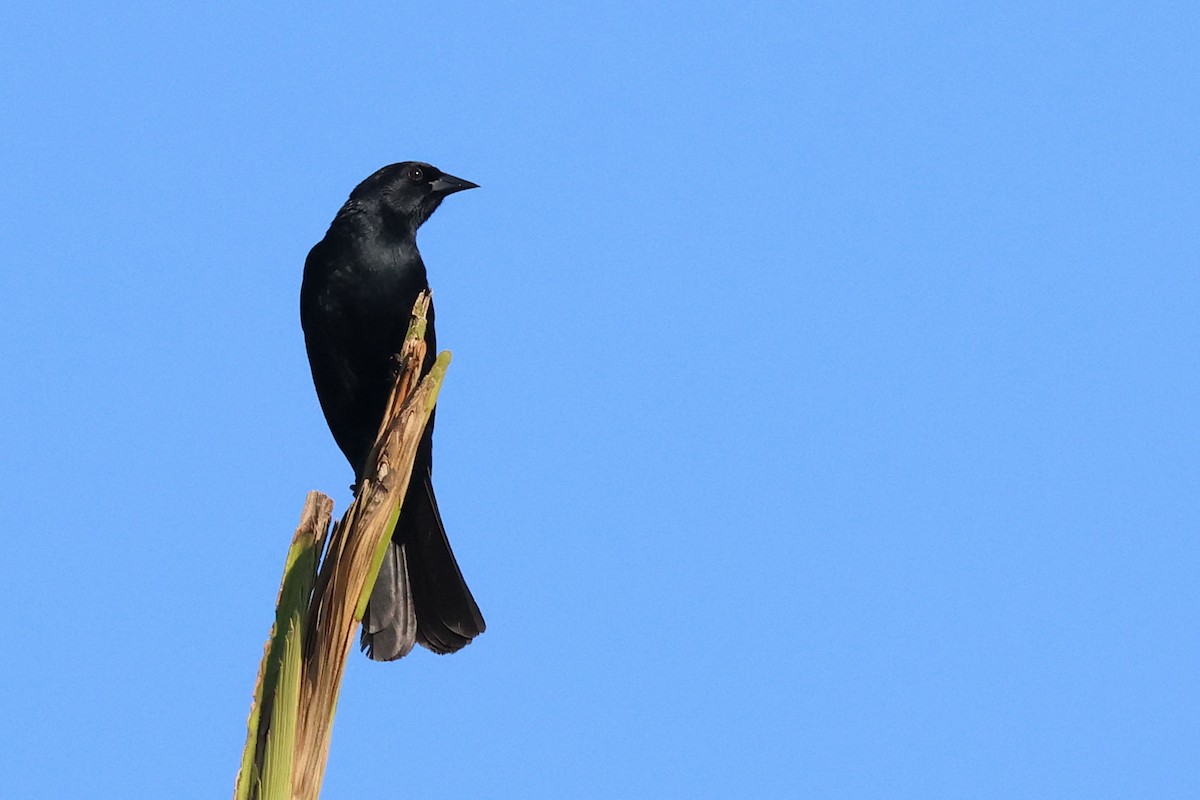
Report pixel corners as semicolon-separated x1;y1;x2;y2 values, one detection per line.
300;161;485;660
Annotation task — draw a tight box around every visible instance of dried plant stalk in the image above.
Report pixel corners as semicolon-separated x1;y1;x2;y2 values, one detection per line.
236;291;448;800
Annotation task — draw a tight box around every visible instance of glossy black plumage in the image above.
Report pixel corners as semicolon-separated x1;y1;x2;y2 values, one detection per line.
300;161;485;660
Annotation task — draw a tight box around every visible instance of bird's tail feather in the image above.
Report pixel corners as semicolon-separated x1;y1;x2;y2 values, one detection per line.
361;474;485;661
361;539;418;660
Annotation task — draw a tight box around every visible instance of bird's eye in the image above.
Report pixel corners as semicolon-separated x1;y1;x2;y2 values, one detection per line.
406;166;425;182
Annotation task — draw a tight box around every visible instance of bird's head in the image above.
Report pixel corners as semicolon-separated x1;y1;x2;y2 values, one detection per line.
347;161;478;235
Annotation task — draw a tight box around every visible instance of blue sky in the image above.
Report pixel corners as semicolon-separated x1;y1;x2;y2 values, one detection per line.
1;3;1196;797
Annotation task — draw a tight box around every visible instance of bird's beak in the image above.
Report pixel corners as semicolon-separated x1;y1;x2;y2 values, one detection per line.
431;173;479;195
